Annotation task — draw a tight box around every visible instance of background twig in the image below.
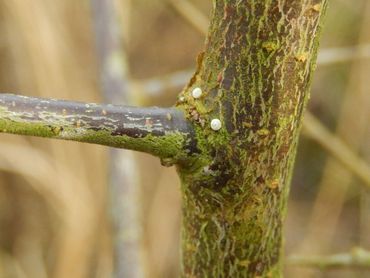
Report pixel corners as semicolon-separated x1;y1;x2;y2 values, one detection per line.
288;248;370;269
90;0;144;276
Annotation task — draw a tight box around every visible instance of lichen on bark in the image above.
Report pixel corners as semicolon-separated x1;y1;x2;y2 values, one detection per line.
0;0;329;276
176;0;328;277
0;94;196;166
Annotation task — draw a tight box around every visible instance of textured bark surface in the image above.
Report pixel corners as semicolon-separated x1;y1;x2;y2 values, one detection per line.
0;1;329;276
176;0;328;277
0;94;196;165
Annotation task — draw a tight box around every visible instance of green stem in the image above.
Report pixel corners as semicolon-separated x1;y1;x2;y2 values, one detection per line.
288;248;370;269
0;93;196;165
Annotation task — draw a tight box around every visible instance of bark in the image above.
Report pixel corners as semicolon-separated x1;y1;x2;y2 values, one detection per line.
176;1;327;277
0;94;196;166
0;0;328;277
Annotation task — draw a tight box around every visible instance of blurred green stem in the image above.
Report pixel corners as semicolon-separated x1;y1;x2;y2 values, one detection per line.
288;248;370;269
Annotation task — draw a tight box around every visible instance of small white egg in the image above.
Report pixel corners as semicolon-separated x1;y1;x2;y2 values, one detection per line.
192;87;203;99
211;119;222;131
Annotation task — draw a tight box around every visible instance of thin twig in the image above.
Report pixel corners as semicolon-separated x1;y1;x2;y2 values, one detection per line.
90;0;143;276
288;248;370;269
302;113;370;188
317;44;370;66
0;94;194;162
132;69;193;97
168;0;209;34
90;0;131;104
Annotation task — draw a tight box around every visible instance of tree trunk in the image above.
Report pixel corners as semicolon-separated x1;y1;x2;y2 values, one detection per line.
177;1;327;277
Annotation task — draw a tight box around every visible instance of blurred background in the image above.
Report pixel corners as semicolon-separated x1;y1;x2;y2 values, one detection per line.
0;0;369;277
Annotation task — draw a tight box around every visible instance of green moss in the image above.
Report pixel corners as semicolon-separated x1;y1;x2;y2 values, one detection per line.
262;41;279;52
0;119;54;138
177;0;328;277
67;129;188;161
0;106;191;165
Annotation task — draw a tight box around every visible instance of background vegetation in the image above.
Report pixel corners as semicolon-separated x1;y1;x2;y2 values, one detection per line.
0;0;368;277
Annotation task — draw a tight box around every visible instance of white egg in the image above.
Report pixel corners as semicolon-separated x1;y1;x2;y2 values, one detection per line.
211;119;222;131
192;87;203;99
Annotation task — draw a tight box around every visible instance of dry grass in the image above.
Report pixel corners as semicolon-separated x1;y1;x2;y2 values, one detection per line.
0;1;109;277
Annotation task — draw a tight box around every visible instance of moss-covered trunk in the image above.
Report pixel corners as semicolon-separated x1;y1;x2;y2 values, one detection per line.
177;1;328;277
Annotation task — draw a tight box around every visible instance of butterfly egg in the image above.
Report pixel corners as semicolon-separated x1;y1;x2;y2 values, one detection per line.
192;87;203;99
210;119;222;131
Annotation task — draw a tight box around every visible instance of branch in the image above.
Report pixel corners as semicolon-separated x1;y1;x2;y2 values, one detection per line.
0;94;195;165
90;0;147;277
287;248;370;269
302;112;370;188
317;44;370;66
132;69;193;98
90;0;131;104
168;0;208;34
